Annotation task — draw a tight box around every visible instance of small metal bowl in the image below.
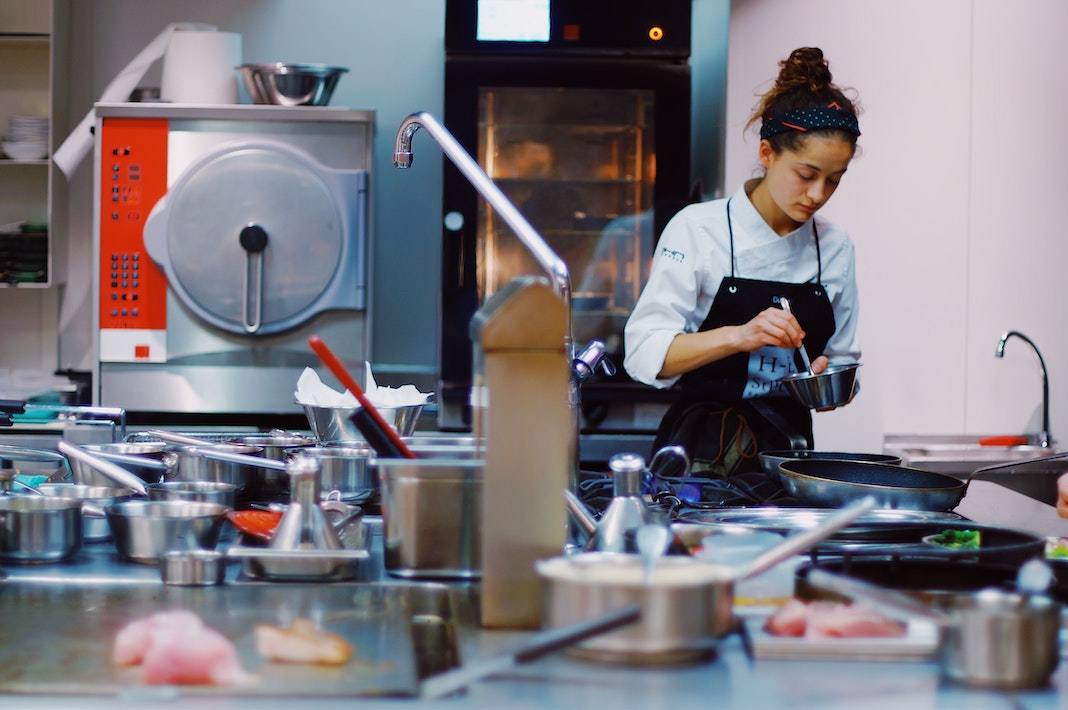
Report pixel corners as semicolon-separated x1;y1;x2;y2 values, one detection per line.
160;549;226;586
105;500;230;564
238;63;348;106
781;363;860;409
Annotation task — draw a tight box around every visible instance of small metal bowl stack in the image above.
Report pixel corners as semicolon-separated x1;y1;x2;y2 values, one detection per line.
238;63;349;106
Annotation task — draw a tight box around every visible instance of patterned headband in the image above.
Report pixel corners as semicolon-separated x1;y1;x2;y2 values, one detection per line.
760;104;861;140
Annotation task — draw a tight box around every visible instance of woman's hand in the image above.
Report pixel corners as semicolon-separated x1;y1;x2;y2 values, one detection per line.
1057;473;1068;518
734;307;805;353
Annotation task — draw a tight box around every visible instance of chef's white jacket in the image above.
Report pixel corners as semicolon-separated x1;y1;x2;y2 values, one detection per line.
624;183;861;390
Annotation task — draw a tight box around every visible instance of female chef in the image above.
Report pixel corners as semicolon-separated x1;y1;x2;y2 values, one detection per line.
624;47;862;477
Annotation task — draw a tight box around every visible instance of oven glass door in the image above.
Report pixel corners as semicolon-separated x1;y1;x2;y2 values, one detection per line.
477;85;655;353
441;56;690;430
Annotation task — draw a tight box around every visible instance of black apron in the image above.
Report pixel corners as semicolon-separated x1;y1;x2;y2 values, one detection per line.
654;197;837;478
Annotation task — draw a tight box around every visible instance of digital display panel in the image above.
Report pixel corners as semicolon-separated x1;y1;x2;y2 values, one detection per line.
476;0;550;42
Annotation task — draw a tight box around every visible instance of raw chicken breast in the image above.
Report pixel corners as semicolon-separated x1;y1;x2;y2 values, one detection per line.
112;610;205;666
112;610;253;686
764;598;905;639
762;598;810;637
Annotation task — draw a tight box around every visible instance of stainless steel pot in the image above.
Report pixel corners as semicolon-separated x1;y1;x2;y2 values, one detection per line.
35;483;134;542
147;481;238;509
776;459;968;511
105;499;230;564
294;446;374;499
227;431;314;497
72;443;173;485
170;444;265;497
807;568;1061;689
0;496;83;562
535;497;877;664
375;456;483;579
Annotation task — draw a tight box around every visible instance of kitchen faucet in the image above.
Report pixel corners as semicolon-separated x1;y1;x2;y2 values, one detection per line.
995;330;1051;448
392;111;611;380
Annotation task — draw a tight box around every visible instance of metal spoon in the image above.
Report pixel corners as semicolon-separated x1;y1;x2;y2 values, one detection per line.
779;296;814;375
635;523;671;585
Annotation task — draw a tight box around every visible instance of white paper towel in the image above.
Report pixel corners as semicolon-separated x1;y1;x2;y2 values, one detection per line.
53;22;219;179
294;366;433;408
160;30;242;104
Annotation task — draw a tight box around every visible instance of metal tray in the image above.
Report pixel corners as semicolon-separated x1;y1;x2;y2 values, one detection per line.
0;582;420;697
227;523;371;581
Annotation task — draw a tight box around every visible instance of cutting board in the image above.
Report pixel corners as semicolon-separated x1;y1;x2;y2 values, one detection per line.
0;582;421;698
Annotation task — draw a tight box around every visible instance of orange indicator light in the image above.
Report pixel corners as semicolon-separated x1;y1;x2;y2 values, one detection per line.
649;26;664;41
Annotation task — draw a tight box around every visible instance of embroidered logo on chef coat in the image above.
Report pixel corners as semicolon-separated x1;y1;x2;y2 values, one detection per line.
660;247;685;263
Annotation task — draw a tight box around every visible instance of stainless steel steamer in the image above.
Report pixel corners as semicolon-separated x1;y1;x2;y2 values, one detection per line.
91;103;374;416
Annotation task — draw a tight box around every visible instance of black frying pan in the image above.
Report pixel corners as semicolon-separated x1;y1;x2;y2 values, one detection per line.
777;459;968;511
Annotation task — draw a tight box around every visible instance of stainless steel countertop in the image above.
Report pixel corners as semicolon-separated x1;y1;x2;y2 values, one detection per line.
0;503;1065;709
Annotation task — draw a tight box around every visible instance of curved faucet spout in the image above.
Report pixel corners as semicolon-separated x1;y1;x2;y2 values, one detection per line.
996;330;1051;448
392;111;571;325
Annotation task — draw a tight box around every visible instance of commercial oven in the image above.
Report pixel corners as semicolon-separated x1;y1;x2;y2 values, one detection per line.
91;103;373;421
439;0;693;445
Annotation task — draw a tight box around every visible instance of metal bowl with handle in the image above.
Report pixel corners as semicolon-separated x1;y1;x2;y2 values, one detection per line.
777;459;968;511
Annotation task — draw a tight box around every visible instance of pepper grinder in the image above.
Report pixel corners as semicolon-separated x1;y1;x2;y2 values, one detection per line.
269;453;342;551
596;452;649;553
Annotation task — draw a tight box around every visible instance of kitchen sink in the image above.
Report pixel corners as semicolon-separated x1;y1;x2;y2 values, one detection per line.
883;434;1054;475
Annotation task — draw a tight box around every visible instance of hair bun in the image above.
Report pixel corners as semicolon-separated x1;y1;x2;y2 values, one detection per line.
777;47;833;93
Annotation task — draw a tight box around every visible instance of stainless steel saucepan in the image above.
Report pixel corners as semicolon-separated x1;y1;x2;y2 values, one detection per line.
536;496;876;664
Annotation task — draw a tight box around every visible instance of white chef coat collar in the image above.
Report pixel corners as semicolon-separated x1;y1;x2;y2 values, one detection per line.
732;182;813;247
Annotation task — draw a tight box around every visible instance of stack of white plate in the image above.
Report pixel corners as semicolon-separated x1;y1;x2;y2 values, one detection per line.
3;116;49;161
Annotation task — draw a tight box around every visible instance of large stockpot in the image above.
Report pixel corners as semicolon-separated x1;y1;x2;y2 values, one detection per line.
375;456;483;579
777;459;968;511
536;497;876;664
0;496;83;562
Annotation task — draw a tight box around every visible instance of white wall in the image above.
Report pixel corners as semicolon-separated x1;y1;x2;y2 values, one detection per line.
726;0;1068;450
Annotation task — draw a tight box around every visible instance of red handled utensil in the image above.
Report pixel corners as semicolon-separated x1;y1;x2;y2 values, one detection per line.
307;336;417;459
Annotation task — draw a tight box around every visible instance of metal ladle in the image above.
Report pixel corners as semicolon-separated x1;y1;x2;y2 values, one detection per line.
779;297;814;376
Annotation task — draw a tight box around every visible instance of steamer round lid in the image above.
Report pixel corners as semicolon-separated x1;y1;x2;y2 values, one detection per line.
160;146;343;330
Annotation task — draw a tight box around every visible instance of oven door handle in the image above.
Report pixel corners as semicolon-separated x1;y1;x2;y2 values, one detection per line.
239;224;268;334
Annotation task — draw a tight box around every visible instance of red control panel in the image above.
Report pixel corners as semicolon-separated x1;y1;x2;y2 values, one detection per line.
98;118;169;359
